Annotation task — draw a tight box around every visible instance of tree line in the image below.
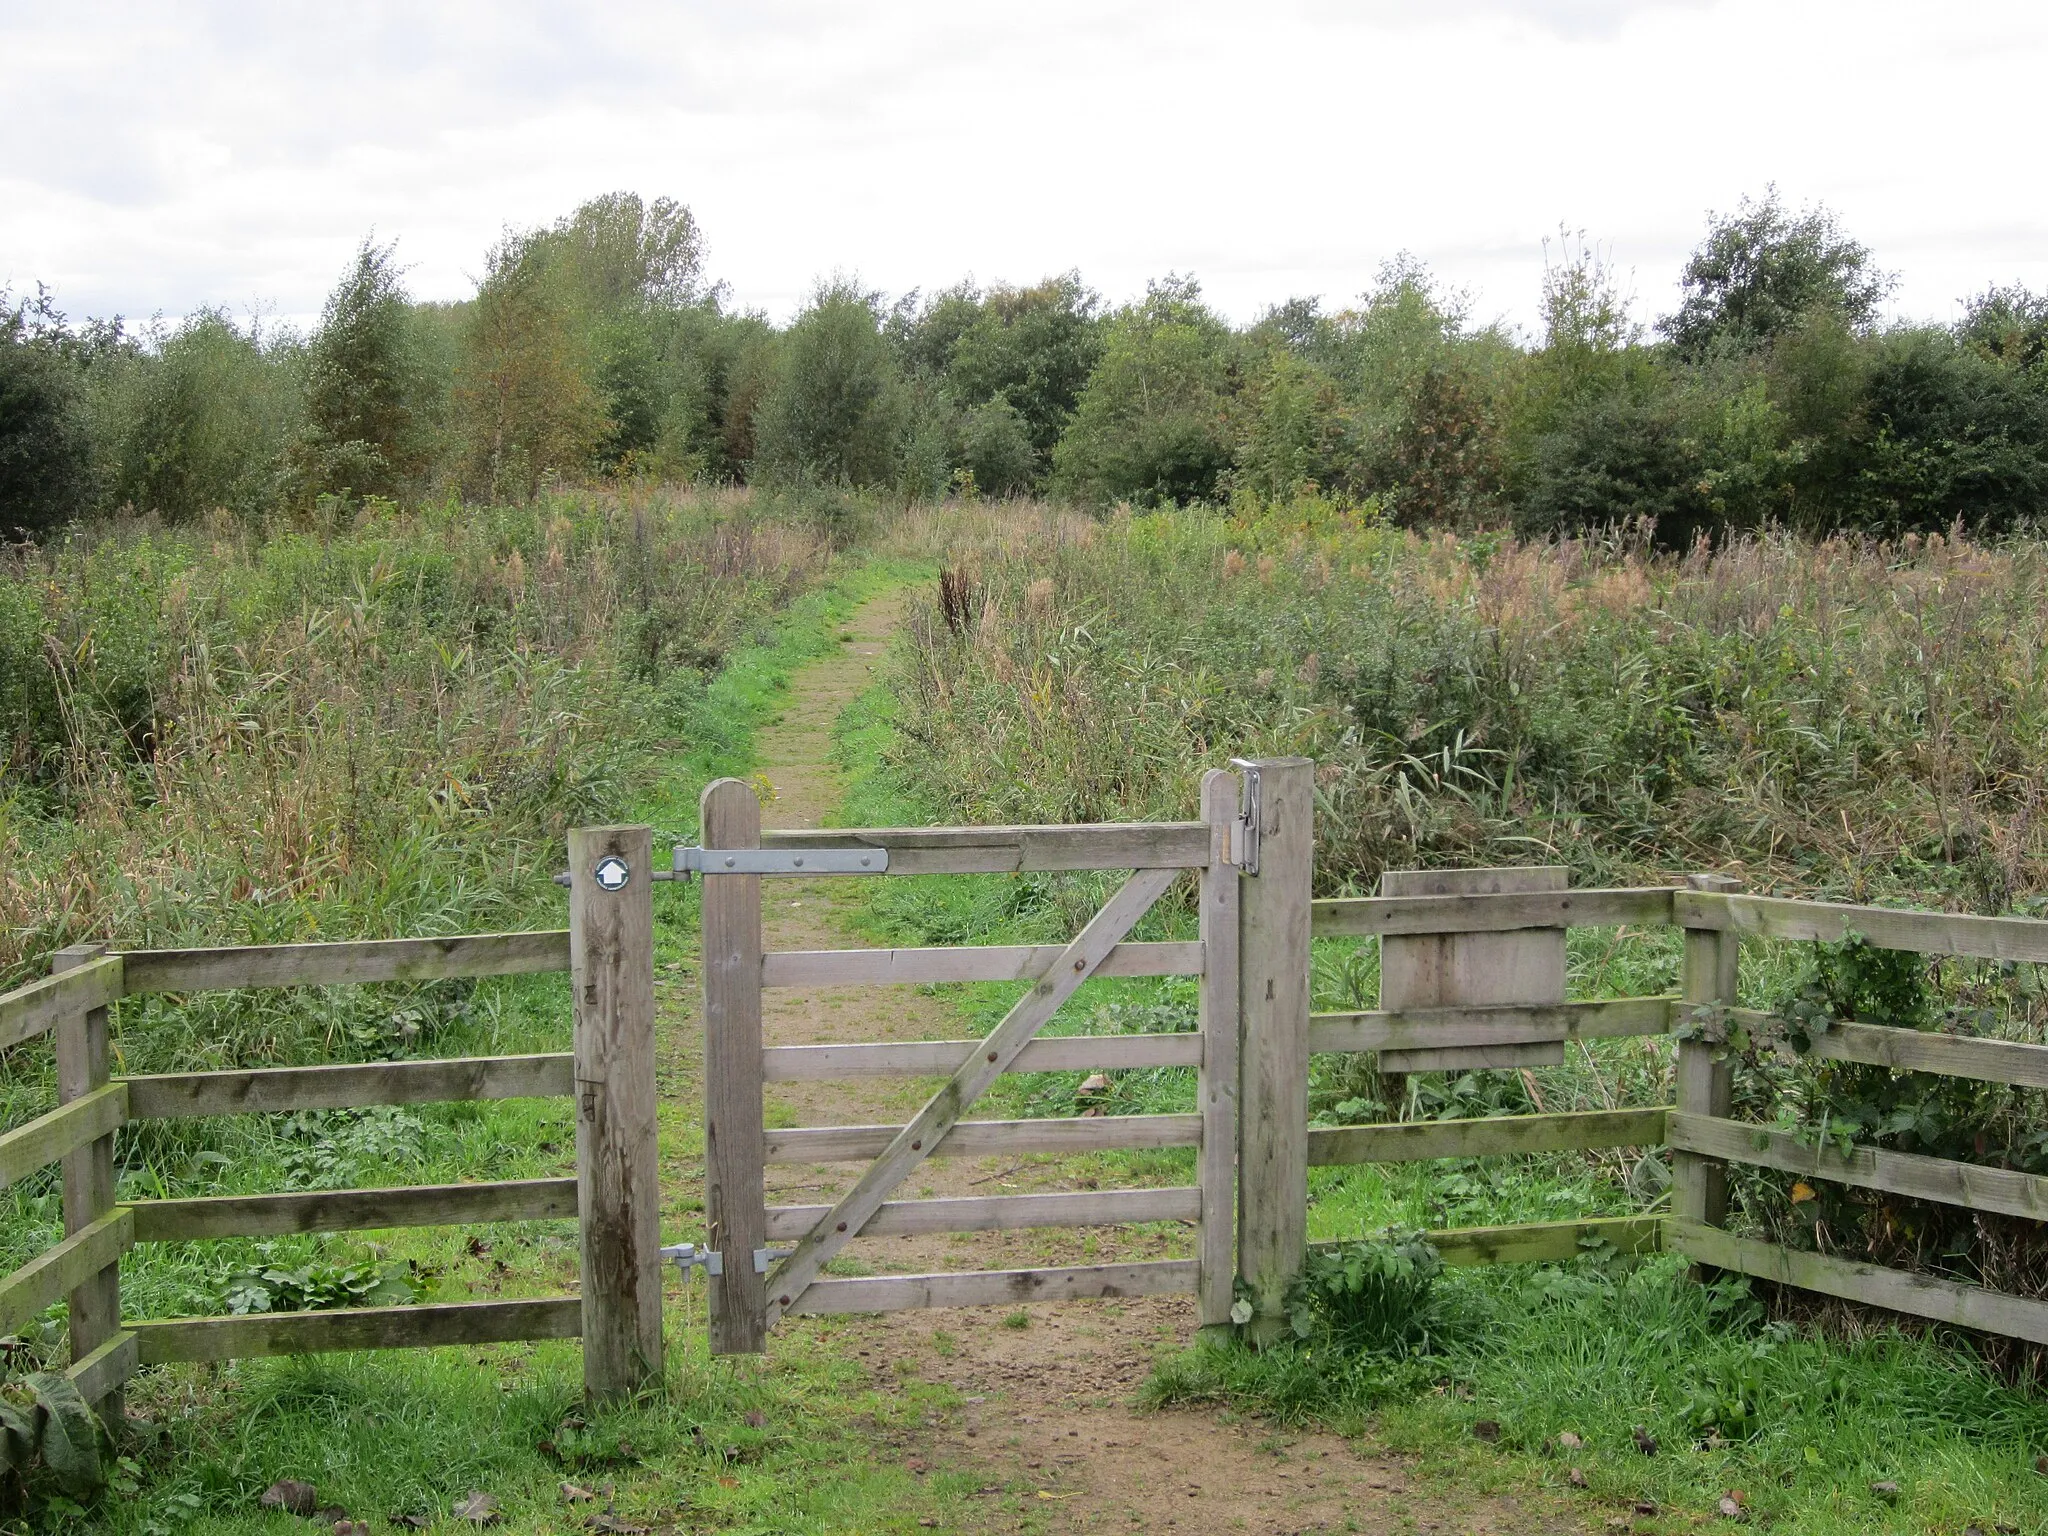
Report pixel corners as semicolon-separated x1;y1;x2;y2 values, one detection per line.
6;188;2047;539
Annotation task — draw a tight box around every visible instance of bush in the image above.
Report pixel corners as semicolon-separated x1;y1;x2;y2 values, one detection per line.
0;289;96;535
1285;1233;1444;1354
752;282;906;489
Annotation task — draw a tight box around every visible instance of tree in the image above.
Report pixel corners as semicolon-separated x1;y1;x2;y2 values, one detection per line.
1662;189;1892;360
288;240;429;502
0;288;95;534
945;273;1104;468
751;282;905;486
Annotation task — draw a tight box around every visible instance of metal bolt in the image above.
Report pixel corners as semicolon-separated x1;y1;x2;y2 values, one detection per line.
1073;958;1085;972
723;856;736;868
836;1221;847;1232
793;856;805;867
778;1295;790;1306
911;1139;922;1150
987;1052;997;1062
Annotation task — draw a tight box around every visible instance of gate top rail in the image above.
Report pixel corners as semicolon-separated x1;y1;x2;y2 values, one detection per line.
758;822;1214;874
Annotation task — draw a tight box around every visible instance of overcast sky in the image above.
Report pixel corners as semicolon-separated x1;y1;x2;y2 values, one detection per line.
4;0;2043;339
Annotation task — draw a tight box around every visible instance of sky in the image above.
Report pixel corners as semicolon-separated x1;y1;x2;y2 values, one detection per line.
4;0;2044;340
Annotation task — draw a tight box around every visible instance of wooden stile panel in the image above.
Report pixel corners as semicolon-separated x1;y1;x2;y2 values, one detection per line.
1314;887;1675;938
702;781;769;1355
1308;998;1673;1055
762;1034;1202;1082
767;1114;1202;1163
1377;867;1568;1073
1308;1107;1667;1166
1668;1112;2048;1223
1196;769;1243;1331
133;1297;584;1363
784;1259;1198;1315
0;957;122;1052
0;1210;132;1339
0;1084;126;1192
763;1186;1201;1240
1669;1220;2048;1346
762;940;1202;988
1237;757;1313;1344
1674;891;2048;964
569;825;662;1400
129;1178;579;1241
119;931;570;994
123;1053;573;1120
759;822;1212;874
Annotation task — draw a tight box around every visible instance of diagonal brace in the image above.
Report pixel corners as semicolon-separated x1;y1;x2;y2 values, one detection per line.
764;866;1182;1324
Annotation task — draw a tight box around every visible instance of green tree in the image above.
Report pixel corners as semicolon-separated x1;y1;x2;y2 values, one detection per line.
751;282;905;486
0;287;96;534
288;240;431;502
1052;276;1235;507
1662;189;1893;360
945;273;1103;468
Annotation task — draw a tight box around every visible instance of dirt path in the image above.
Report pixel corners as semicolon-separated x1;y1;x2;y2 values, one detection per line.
681;586;1589;1535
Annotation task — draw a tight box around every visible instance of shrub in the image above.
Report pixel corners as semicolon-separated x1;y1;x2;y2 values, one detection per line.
751;282;906;489
0;288;96;535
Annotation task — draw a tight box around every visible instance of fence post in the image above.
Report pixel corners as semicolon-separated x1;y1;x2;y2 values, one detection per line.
1675;872;1743;1247
1235;757;1313;1345
569;824;662;1400
1196;769;1242;1336
700;779;768;1355
51;942;121;1429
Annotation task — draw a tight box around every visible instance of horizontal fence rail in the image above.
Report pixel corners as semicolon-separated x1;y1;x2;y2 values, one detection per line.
762;940;1204;988
1308;997;1674;1055
129;1178;580;1242
760;822;1214;875
0;1083;126;1190
764;1186;1201;1240
783;1259;1199;1315
764;1113;1202;1163
1317;1215;1666;1268
1313;887;1676;938
0;1210;132;1338
1675;892;2048;964
119;931;571;995
133;1297;585;1363
763;1033;1202;1082
124;1053;574;1119
1309;1107;1668;1167
0;956;122;1051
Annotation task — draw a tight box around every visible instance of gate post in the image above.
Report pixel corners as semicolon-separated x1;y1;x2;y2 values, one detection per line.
569;824;662;1400
1235;757;1313;1345
51;942;121;1428
1675;872;1743;1249
1196;770;1242;1336
700;780;768;1354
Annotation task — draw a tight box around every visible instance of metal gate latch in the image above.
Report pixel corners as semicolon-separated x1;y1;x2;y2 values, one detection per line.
661;1242;722;1278
753;1247;793;1273
1228;759;1262;874
670;845;889;880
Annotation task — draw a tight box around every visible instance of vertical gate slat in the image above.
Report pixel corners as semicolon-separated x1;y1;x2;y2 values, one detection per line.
1196;770;1242;1333
701;782;769;1354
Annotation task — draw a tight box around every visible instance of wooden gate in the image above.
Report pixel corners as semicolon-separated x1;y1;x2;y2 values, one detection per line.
695;771;1248;1353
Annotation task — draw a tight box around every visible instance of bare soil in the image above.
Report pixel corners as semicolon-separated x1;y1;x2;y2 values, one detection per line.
662;587;1593;1534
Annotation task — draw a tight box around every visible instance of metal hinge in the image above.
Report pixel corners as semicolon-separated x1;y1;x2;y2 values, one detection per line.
1228;759;1262;875
661;1241;722;1278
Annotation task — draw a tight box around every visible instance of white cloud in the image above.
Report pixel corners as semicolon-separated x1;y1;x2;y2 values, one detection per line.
3;0;2043;333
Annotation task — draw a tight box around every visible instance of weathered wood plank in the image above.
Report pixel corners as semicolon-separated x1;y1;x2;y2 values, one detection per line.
122;1053;573;1119
759;823;1213;873
1197;768;1243;1331
132;1297;584;1363
1674;891;2048;964
1669;1220;2048;1346
1675;875;1742;1235
784;1259;1199;1315
64;1330;137;1406
765;867;1181;1325
1313;888;1675;938
765;1113;1203;1163
1668;1113;2048;1222
1308;998;1674;1054
1238;758;1314;1345
569;824;662;1400
1423;1215;1665;1267
128;1178;579;1241
119;931;570;994
0;1210;132;1338
1797;1017;2048;1089
1377;867;1568;1074
703;780;768;1356
763;1186;1201;1240
761;940;1204;988
1307;1107;1668;1166
762;1034;1203;1082
52;942;121;1422
0;1084;127;1192
0;957;123;1052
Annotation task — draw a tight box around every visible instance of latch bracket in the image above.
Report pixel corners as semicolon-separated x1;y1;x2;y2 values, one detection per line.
1228;759;1262;875
661;1242;723;1278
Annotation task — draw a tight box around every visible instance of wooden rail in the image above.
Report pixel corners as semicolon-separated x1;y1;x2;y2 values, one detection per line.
128;1178;579;1241
1675;892;2048;964
762;939;1202;987
763;1033;1201;1082
0;957;122;1051
133;1297;584;1363
1314;1215;1664;1267
759;822;1213;874
783;1259;1198;1315
764;1113;1202;1163
1308;1107;1667;1167
1312;887;1675;938
0;1083;127;1190
119;931;571;994
764;1185;1200;1240
0;1210;132;1337
123;1053;573;1119
1308;998;1673;1054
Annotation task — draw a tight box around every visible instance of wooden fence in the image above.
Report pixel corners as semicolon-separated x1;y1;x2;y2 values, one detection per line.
0;823;662;1420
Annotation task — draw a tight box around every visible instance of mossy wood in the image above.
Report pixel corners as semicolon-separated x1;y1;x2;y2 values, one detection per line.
133;1298;585;1363
1307;1107;1668;1166
0;1083;126;1191
118;931;570;993
128;1178;579;1241
123;1053;573;1119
